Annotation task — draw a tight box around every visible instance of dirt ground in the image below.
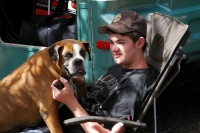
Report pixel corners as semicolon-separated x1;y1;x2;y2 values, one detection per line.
136;73;200;133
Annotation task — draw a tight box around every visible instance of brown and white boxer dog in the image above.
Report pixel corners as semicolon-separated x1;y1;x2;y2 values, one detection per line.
0;39;90;133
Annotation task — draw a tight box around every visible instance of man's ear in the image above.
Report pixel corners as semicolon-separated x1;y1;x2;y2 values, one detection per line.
48;44;63;62
82;41;91;61
137;37;145;49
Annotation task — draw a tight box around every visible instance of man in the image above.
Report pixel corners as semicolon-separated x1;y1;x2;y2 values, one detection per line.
52;10;156;133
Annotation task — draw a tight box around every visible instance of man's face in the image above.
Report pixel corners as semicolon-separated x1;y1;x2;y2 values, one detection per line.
108;33;140;69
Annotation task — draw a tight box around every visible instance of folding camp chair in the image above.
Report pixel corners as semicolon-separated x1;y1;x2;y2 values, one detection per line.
63;12;191;133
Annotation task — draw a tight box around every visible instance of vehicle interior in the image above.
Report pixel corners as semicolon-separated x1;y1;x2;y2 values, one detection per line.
0;0;34;43
0;0;76;46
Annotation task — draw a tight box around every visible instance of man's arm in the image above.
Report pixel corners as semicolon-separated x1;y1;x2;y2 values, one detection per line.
52;77;125;133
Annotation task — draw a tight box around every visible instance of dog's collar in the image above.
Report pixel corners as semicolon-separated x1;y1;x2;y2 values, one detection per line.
60;73;70;80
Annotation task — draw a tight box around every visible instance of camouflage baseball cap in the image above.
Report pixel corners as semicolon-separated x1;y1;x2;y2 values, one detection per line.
98;10;147;36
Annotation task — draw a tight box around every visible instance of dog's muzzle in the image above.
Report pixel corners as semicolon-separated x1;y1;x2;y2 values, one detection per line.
64;67;86;79
64;58;86;79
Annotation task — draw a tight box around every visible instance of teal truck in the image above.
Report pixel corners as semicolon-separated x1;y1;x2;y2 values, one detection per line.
0;0;200;86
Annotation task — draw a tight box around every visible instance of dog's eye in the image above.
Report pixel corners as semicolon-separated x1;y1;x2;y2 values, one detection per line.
80;49;85;57
65;53;73;58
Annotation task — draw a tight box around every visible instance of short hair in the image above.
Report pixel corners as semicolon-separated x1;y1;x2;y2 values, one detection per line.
125;32;147;51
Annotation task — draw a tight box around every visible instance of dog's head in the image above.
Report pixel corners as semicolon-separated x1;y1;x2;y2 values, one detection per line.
48;39;91;78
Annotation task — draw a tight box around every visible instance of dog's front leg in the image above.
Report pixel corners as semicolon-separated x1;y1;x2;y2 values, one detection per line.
40;107;63;133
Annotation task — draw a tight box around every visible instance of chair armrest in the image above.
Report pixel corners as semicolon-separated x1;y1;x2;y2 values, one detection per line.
63;116;146;128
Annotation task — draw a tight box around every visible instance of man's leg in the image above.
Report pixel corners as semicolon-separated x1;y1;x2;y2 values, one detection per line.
58;105;85;133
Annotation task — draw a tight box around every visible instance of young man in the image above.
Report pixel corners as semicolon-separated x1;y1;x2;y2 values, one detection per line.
52;10;156;133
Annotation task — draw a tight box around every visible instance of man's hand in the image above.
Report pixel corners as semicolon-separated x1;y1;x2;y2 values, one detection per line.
89;122;125;133
51;77;75;104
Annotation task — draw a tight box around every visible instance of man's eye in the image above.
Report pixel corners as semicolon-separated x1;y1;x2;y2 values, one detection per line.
109;41;114;45
118;41;125;44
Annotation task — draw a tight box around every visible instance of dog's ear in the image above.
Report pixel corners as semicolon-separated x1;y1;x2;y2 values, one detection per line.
48;44;62;62
82;41;91;61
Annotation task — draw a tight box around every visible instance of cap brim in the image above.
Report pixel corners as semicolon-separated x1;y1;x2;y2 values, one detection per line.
98;25;110;34
98;24;133;34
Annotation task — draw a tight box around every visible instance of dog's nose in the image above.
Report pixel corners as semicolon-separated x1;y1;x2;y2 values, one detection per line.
74;59;83;67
